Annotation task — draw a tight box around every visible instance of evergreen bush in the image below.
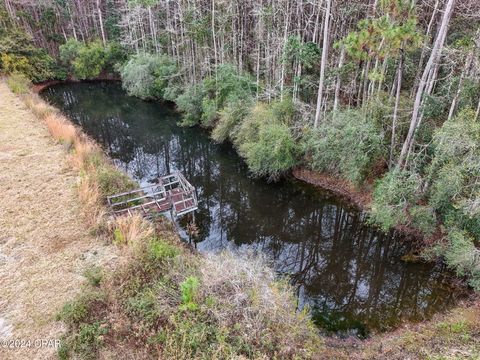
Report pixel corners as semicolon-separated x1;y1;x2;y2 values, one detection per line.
369;170;422;231
303;109;385;184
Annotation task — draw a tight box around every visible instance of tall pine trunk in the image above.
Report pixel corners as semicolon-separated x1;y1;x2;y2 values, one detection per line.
333;46;345;112
314;0;332;127
390;50;403;168
96;0;106;45
397;0;456;169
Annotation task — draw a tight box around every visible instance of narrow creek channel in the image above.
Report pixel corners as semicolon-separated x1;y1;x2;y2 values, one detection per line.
42;81;462;338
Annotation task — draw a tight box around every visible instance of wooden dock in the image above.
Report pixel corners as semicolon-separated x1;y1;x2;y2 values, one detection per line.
107;172;198;218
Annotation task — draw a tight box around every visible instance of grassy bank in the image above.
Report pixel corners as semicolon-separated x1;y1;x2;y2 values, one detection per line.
57;219;321;359
16;85;135;231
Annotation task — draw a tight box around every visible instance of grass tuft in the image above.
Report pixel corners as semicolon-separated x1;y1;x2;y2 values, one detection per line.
44;113;77;147
111;214;154;247
78;175;106;228
6;72;31;94
59;241;322;359
84;265;103;287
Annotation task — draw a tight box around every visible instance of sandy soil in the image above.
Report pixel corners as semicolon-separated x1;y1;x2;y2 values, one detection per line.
0;82;118;359
292;167;372;209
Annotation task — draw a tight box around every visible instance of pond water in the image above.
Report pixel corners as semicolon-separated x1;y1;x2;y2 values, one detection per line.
42;81;461;338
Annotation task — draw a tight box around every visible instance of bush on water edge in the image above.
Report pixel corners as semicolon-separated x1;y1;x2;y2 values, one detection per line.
302;108;385;186
370;110;480;290
59;39;127;80
120;52;179;100
120;59;300;180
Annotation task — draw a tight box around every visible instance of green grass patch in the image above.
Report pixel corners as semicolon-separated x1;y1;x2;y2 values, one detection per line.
59;322;108;360
95;166;136;197
7;72;31;94
148;238;180;260
57;290;106;327
83;265;103;287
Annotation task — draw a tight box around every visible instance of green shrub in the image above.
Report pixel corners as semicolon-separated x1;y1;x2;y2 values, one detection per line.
161;313;222;356
303;109;385;184
120;53;178;100
211;97;252;143
429;163;465;214
0;26;55;82
2;53;32;76
57;290;106;327
104;42;127;72
429;109;480;167
126;288;160;324
180;276;200;311
232;100;299;180
200;97;217;127
369;170;422;231
57;299;89;326
7;72;31;94
113;227;125;244
234;103;272;149
51;63;69;81
176;84;206;126
148;238;180;260
60;39;117;80
442;229;480;291
177;64;255;127
77;322;108;349
427;110;480;233
240;122;298;180
73;41;107;80
206;64;255;110
1;51;55;83
95;166;136;196
270;96;295;125
59;322;108;360
59;39;82;66
421;108;480;263
83;265;103;287
409;205;436;236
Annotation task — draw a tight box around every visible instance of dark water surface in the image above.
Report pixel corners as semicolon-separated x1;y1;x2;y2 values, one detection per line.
42;81;460;337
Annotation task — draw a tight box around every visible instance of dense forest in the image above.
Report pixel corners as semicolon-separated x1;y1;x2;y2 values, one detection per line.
1;0;480;291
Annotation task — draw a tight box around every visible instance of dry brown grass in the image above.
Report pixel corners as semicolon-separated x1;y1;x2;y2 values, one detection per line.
69;139;102;171
78;175;106;229
23;92;109;228
197;251;321;358
44;113;77;146
20;90;137;235
110;214;154;247
22;92;56;119
0;80;121;360
23;93;77;148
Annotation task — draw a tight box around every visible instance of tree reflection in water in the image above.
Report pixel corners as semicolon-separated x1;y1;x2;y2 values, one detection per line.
42;82;461;337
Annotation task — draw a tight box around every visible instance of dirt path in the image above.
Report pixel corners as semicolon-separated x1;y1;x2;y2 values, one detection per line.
0;82;118;359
